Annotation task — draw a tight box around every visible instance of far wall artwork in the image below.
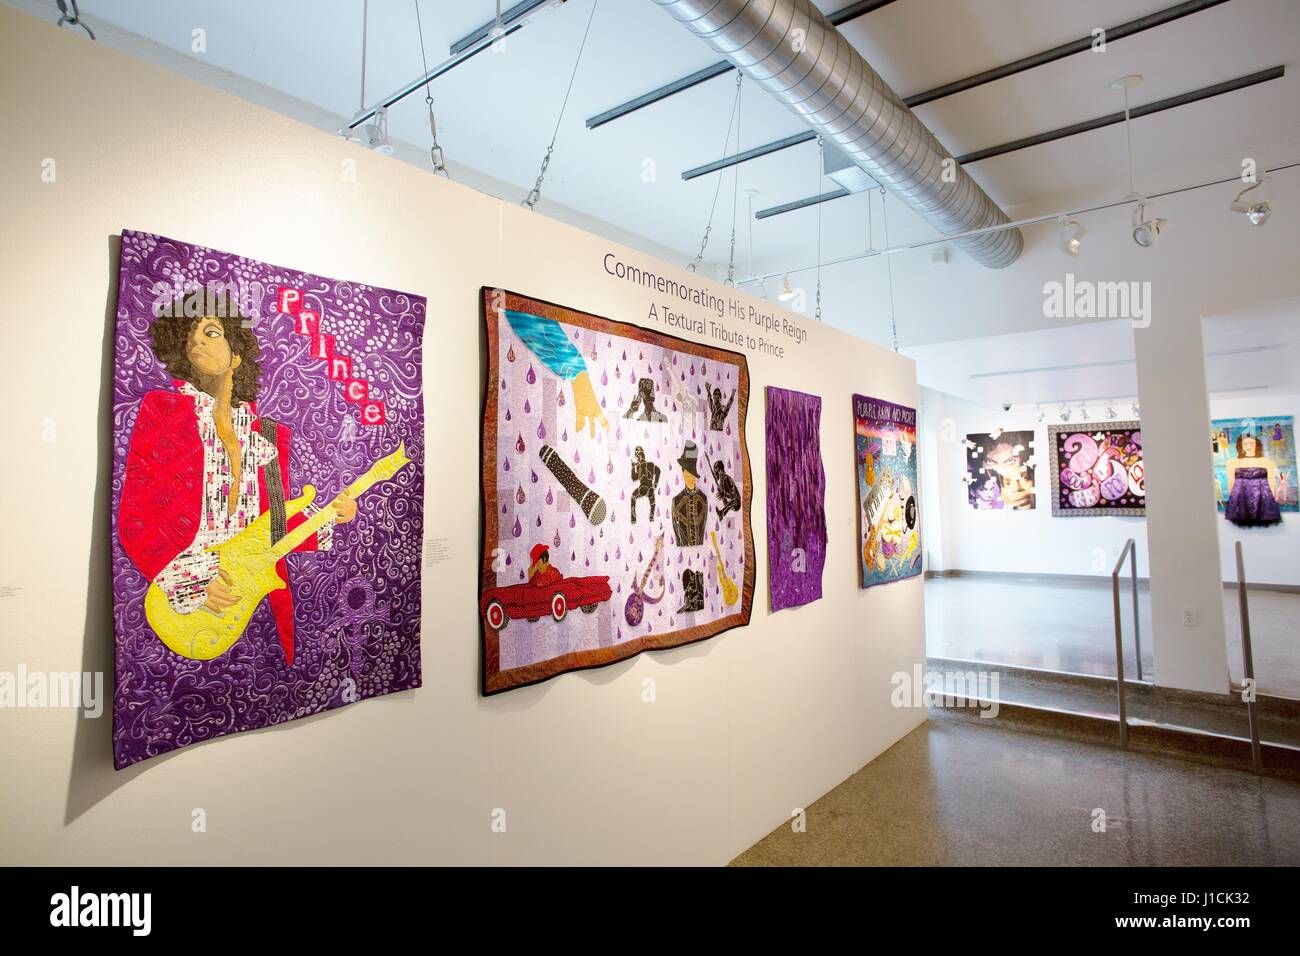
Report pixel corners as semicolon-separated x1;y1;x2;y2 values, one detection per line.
966;429;1036;510
853;394;921;588
765;386;827;611
1048;421;1145;517
1212;416;1296;526
479;289;755;694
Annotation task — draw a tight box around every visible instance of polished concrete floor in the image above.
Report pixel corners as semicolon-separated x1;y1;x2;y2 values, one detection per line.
924;575;1299;699
732;717;1300;866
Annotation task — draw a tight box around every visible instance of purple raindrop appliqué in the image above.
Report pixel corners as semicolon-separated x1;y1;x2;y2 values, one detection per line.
511;516;522;538
516;485;525;504
515;434;525;454
507;345;516;363
525;364;536;385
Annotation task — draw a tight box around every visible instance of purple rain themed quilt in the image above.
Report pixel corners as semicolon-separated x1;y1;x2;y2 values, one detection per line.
111;229;425;768
479;289;755;695
765;386;827;611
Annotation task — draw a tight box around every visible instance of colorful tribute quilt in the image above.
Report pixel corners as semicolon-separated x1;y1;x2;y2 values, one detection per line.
480;289;754;694
966;429;1037;510
1212;415;1295;526
1048;422;1145;517
853;394;921;588
111;230;425;768
765;386;826;610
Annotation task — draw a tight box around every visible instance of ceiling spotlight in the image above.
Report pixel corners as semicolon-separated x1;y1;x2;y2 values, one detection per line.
1078;400;1089;420
1131;200;1166;247
1059;403;1071;423
1057;217;1085;257
1106;401;1118;419
1132;400;1141;418
778;274;795;302
347;106;394;156
1231;176;1272;226
1035;404;1046;423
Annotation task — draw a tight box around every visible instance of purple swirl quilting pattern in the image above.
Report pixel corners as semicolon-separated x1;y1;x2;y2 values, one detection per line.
111;230;424;768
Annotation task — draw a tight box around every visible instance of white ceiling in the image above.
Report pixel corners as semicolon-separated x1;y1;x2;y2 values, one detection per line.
907;296;1300;410
28;0;1300;270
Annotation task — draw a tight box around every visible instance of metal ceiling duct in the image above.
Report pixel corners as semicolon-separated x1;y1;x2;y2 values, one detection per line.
653;0;1023;268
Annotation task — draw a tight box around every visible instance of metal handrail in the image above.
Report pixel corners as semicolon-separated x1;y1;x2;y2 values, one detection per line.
1110;539;1136;749
1234;542;1263;774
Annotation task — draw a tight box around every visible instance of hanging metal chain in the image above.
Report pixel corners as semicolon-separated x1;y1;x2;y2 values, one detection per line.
55;0;95;39
523;0;600;209
413;0;450;178
724;77;744;286
881;186;898;351
688;72;743;273
814;136;824;322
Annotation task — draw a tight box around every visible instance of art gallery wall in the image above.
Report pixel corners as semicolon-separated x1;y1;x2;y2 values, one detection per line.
0;7;924;865
919;387;1150;579
920;387;1300;589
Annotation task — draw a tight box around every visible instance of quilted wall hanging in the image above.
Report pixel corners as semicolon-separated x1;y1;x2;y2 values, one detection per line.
966;429;1036;510
853;394;921;589
1048;422;1145;517
1211;415;1295;526
111;230;425;768
765;386;826;611
480;288;754;694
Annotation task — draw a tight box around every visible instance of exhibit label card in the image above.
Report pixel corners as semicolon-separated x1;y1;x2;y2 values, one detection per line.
480;288;754;694
853;394;921;588
111;230;425;768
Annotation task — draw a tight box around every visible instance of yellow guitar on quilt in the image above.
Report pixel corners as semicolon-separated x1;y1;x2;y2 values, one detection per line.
144;443;412;661
709;530;740;607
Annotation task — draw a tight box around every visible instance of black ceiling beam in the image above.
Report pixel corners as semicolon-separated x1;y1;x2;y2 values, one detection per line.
584;0;898;130
754;65;1286;219
756;188;850;220
450;0;555;56
909;0;1228;108
681;0;1230;181
955;65;1283;164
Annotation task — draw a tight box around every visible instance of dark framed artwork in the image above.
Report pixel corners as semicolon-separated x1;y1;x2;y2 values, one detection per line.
480;288;754;694
1048;421;1145;517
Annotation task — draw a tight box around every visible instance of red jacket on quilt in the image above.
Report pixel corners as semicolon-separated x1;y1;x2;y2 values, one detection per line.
118;384;321;664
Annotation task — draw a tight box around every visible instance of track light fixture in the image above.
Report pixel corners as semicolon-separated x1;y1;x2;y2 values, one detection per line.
1132;400;1141;418
1035;404;1045;423
1059;403;1071;423
1106;401;1118;419
1231;176;1272;226
778;274;795;302
347;106;393;156
1057;216;1085;257
1078;400;1089;421
1131;200;1166;247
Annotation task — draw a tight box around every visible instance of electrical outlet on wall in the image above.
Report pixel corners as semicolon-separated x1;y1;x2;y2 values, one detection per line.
1182;607;1199;627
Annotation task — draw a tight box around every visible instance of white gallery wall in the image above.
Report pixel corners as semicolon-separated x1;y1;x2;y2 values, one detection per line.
920;387;1150;579
0;8;925;865
920;387;1300;589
